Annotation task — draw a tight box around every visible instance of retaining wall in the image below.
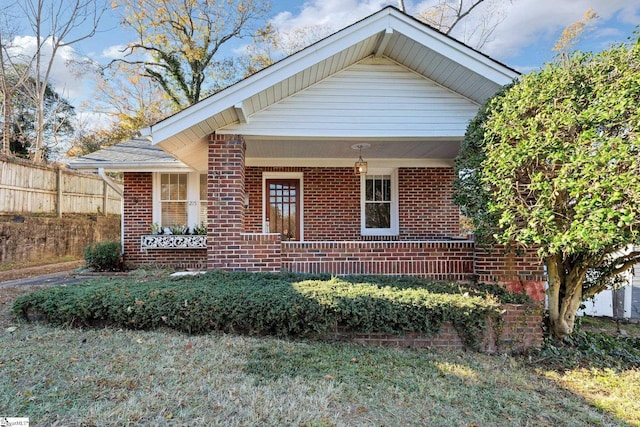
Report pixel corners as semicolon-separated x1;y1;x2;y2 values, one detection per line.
0;214;121;264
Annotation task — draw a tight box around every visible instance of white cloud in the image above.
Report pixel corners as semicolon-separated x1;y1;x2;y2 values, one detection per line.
475;0;640;59
101;44;129;60
271;0;395;34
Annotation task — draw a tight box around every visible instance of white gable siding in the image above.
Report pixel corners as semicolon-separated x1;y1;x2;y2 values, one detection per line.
219;57;479;138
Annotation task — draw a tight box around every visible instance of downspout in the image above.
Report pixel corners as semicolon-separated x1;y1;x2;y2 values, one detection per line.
98;168;125;254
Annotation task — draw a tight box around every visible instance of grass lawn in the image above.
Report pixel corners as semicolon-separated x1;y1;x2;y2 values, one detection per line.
1;282;638;426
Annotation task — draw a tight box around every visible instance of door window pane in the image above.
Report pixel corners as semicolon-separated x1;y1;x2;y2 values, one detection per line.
267;179;299;241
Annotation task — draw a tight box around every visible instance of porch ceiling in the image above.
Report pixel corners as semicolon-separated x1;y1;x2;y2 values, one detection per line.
244;137;459;168
181;137;460;172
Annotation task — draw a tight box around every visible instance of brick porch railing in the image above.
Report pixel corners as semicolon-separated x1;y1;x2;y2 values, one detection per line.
282;240;475;280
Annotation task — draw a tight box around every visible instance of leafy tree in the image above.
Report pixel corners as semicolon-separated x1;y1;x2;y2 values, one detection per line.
6;77;75;160
242;23;332;76
113;0;270;109
454;35;640;338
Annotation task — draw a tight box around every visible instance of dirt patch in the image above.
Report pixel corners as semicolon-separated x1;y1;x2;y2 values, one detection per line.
580;315;640;339
0;260;85;283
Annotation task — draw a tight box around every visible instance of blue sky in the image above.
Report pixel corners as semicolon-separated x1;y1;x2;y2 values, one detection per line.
6;0;640;119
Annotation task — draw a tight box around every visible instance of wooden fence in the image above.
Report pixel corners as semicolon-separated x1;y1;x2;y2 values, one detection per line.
0;156;121;216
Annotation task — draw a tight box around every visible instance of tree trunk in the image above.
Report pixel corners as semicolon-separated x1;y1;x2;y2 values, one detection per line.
545;255;586;338
2;94;10;155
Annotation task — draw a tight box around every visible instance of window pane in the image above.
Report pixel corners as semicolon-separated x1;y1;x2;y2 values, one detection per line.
365;202;391;228
383;178;390;201
176;174;187;199
199;174;207;225
199;203;207;225
161;201;187;226
199;174;207;200
160;173;187;201
364;175;392;230
161;174;170;200
374;178;382;201
366;178;373;201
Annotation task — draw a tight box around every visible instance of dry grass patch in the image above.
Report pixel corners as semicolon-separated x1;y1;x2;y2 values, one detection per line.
545;368;640;427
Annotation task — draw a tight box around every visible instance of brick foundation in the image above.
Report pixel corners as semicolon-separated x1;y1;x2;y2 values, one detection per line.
475;245;546;302
333;303;543;353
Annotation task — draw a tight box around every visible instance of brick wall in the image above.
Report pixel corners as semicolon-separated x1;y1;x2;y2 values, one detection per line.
122;172;206;269
207;134;245;269
236;233;282;272
121;144;544;302
333;303;543;353
304;168;361;240
245;166;461;240
475;245;545;302
122;172;152;266
399;168;459;238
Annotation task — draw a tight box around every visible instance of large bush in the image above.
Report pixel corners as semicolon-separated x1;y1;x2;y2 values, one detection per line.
83;241;123;271
13;271;529;349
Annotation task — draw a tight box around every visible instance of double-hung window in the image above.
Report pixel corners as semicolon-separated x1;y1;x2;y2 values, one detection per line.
360;169;399;236
154;172;206;232
160;173;188;227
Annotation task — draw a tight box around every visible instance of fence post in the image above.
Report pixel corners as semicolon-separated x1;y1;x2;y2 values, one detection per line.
103;180;108;215
56;167;63;217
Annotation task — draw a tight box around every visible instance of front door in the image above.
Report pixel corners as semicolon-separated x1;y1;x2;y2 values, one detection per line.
265;179;300;241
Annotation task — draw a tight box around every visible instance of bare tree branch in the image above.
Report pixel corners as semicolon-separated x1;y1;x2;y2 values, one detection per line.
13;0;109;162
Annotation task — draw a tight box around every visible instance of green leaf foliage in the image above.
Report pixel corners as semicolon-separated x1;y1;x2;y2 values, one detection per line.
453;83;514;246
83;241;124;272
12;272;528;349
481;38;640;257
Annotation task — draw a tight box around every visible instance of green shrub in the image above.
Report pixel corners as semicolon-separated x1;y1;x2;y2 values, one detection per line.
13;271;526;349
83;241;123;271
526;321;640;370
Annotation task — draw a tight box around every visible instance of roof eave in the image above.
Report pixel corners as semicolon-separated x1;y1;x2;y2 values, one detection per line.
69;162;193;173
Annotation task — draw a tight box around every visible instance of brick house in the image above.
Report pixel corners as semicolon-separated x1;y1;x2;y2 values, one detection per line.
71;7;545;301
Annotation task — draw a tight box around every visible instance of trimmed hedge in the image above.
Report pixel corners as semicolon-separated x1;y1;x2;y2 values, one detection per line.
13;271;529;349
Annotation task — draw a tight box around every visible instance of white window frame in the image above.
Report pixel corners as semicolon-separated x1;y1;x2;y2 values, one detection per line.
262;172;304;241
153;172;205;232
360;168;399;236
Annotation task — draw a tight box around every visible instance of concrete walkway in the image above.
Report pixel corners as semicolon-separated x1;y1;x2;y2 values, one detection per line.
0;270;93;287
0;260;95;287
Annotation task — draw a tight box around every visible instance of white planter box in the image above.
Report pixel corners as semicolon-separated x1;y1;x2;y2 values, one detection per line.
141;235;207;249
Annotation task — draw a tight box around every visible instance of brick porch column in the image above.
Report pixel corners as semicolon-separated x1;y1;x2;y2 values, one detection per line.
207;134;246;270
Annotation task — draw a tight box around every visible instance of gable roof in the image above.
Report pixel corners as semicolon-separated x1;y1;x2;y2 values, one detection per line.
144;6;518;170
